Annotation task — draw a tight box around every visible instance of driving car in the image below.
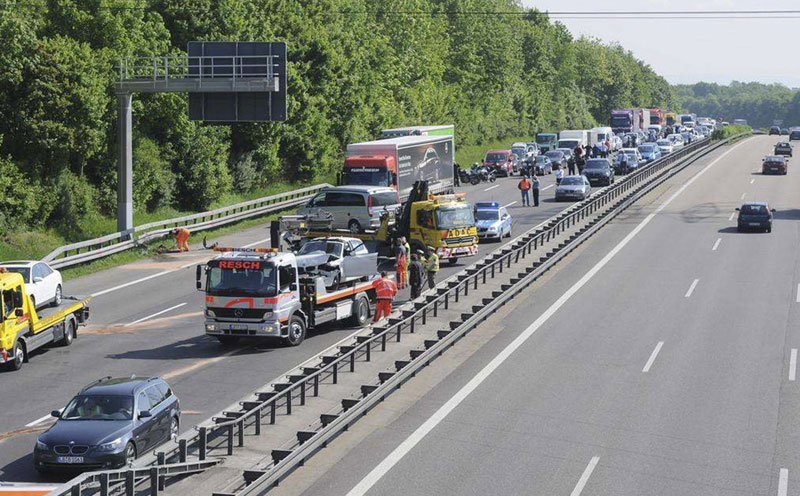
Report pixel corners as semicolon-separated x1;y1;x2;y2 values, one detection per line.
295;237;378;289
782;128;790;136
474;202;512;241
0;260;63;309
791;129;800;141
736;202;775;233
762;155;788;175
582;158;615;186
544;150;568;170
637;143;662;163
34;376;180;473
769;126;781;136
774;142;793;157
656;139;674;155
483;150;514;177
554;175;591;201
532;155;553;175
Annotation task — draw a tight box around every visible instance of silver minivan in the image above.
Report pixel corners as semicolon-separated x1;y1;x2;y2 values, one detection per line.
297;186;401;233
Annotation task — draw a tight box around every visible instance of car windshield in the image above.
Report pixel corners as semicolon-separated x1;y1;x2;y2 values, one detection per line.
61;395;134;421
657;140;670;146
638;145;656;152
741;205;768;215
611;115;631;127
535;156;548;163
298;240;344;258
435;207;474;229
560;177;584;186
484;153;507;162
206;261;277;297
585;160;608;170
545;151;563;160
1;267;30;281
536;135;556;144
475;210;499;221
342;168;390;187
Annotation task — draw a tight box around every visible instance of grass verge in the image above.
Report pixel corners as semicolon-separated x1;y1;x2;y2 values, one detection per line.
456;136;530;166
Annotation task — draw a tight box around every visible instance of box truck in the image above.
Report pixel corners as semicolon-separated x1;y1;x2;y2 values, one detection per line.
341;135;455;202
557;130;590;150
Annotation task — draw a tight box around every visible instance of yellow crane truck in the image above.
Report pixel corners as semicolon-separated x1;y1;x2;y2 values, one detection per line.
0;271;90;371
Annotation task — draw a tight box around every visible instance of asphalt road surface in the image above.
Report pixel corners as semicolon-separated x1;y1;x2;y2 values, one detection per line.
0;166;580;482
271;135;800;496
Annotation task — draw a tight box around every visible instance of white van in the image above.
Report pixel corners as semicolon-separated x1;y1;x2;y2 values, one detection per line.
297;186;401;233
590;127;614;147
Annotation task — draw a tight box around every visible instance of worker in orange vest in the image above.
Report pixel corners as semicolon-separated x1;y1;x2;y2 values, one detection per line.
172;227;191;252
394;238;407;289
372;271;397;323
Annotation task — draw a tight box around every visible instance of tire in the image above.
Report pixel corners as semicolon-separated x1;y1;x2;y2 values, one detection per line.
216;335;239;345
284;315;306;346
8;340;24;371
348;219;362;234
124;442;137;466
59;319;75;346
52;285;62;307
349;295;369;327
767;226;772;233
170;416;179;442
470;176;480;186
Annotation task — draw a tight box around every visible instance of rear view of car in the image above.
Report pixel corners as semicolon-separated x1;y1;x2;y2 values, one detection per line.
769;126;781;136
762;155;787;175
736;202;775;233
774;142;793;157
483;150;513;177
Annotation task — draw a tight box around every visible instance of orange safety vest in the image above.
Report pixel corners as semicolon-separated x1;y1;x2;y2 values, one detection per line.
373;277;397;300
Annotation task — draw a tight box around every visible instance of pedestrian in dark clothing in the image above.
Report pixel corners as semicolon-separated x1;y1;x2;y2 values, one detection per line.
408;253;424;299
453;163;460;187
531;175;540;207
567;158;576;176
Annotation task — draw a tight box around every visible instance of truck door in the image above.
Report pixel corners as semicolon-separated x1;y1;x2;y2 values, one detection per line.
2;287;29;341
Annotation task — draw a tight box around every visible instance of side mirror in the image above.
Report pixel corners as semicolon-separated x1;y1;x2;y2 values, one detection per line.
33;277;43;283
51;410;61;418
138;410;152;419
735;208;740;211
772;208;777;213
195;265;203;291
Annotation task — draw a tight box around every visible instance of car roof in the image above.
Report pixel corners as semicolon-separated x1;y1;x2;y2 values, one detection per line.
765;155;785;160
0;260;37;267
742;201;769;207
81;376;162;396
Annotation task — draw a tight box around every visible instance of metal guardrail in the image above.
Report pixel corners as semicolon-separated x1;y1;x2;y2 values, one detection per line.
42;184;331;270
48;132;750;496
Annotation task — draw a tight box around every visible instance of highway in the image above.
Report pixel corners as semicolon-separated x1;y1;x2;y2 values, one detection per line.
267;135;800;496
0;167;574;482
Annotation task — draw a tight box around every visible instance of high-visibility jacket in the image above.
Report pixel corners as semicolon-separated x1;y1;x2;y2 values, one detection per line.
373;277;397;300
425;253;439;272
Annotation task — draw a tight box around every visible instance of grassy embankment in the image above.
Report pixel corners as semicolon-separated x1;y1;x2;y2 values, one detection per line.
711;125;751;141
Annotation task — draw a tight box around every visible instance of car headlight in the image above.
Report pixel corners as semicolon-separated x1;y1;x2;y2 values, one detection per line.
205;324;216;332
205;309;215;318
96;438;123;452
262;311;273;320
36;440;48;451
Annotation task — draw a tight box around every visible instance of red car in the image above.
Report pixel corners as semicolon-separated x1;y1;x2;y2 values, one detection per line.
483;150;514;177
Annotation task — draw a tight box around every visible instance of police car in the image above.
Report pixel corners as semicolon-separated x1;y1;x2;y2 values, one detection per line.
474;202;512;241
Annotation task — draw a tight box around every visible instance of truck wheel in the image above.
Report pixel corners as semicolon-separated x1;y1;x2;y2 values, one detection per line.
60;319;75;346
348;219;362;234
284;315;306;347
216;336;239;345
52;285;62;307
9;340;24;371
349;296;369;327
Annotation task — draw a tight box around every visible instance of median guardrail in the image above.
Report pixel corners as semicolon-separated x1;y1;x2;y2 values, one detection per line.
42;184;330;269
48;132;750;496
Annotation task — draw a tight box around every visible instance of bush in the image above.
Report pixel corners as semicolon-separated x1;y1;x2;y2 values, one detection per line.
712;125;751;141
229;152;259;192
51;170;98;236
134;136;175;211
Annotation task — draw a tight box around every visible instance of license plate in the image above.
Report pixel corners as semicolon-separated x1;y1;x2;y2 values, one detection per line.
56;456;84;464
749;222;761;226
229;324;248;330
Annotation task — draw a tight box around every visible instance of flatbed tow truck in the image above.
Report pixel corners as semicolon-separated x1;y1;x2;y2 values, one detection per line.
197;247;378;346
273;181;478;265
0;271;90;371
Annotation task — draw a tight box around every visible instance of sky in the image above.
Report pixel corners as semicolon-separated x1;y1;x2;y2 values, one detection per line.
522;0;800;88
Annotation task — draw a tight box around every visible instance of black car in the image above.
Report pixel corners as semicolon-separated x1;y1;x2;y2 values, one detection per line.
736;202;775;233
781;128;790;135
582;158;615;186
762;155;787;175
34;376;180;473
532;155;553;175
544;150;567;170
769;126;781;136
774;142;793;157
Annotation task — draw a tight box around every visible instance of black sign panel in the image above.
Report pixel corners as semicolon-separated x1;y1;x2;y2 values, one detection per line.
187;41;287;122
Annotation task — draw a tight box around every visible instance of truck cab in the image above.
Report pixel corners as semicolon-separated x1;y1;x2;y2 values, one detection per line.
409;194;478;264
535;133;558;152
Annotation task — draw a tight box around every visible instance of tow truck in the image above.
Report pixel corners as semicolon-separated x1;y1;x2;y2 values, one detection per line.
0;270;90;371
273;181;478;265
197;247;379;346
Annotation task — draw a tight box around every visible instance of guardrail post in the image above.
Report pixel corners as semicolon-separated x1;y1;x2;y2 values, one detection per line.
150;467;159;496
381;332;387;351
464;280;469;296
71;484;80;496
301;380;307;405
125;470;134;496
285;390;292;414
270;402;276;424
199;426;207;460
350;351;355;371
454;284;459;303
434;299;438;317
238;418;244;447
422;306;427;325
396;322;402;342
333;362;338;384
366;338;372;359
179;438;187;462
314;374;320;396
445;292;450;309
227;424;234;455
100;472;109;496
255;408;262;435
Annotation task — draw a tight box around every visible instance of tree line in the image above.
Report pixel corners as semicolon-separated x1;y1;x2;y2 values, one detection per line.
0;0;677;239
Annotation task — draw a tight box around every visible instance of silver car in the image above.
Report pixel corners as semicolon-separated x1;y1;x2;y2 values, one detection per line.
296;186;400;233
555;175;591;201
295;237;377;289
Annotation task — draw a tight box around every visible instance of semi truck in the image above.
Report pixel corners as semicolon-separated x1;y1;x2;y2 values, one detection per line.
341;135;455;203
379;125;454;140
611;109;638;135
649;108;663;128
198;247;379;346
0;271;90;371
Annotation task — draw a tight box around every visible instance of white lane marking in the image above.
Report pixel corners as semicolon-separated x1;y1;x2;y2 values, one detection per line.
790;349;797;382
25;414;54;427
642;341;664;373
740;192;746;200
484;185;499;192
344;137;752;496
91;269;181;297
180;261;198;269
243;237;271;248
570;456;601;496
778;468;788;496
126;303;187;326
503;201;517;208
750;178;755;184
712;238;721;251
542;184;555;191
684;279;699;298
728;212;736;221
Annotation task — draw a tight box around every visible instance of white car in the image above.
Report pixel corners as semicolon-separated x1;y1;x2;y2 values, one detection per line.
0;260;63;308
656;139;674;154
667;134;685;149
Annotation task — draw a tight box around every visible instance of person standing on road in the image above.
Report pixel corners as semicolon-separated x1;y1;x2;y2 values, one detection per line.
567;156;576;176
402;236;411;283
554;167;564;185
394;238;407;289
531;175;540;207
424;247;439;290
372;271;398;323
172;227;191;252
619;151;628;174
408;253;425;299
453;162;461;187
518;174;532;206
